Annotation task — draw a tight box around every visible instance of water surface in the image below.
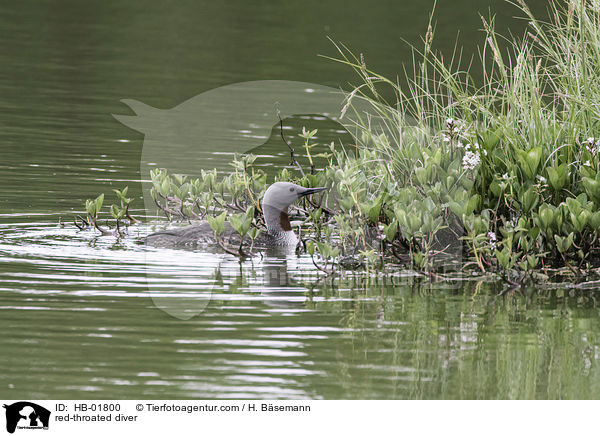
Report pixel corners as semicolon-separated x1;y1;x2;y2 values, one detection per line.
2;0;600;400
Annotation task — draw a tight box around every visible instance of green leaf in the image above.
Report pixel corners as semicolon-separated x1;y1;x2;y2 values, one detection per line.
547;164;568;191
160;178;170;197
110;204;120;219
465;194;481;216
173;174;186;185
367;195;384;224
85;199;96;217
572;209;591;233
230;211;252;237
582;177;600;202
414;167;428;185
517;147;542;180
490;180;502;197
527;255;538;269
537;205;554;231
248;228;262;240
229;214;244;236
481;128;501;150
207;211;227;236
554;233;574;253
245;206;255;223
590;212;600;230
95;194;104;212
384;221;398;241
566;197;582;216
394;207;407;226
311;208;323;222
408;214;421;234
316;242;330;258
580;165;596;179
448;201;464;217
495;247;515;269
519;187;538;213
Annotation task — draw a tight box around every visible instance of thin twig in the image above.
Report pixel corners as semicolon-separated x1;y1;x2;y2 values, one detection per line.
277;107;305;177
73;218;86;231
125;205;138;224
92;220;112;236
217;236;245;257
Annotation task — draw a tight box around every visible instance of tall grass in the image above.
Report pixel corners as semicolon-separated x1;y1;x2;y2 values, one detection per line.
325;0;600;277
86;1;600;280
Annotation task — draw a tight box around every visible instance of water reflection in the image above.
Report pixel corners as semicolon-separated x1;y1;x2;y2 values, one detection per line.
0;0;570;400
2;219;600;399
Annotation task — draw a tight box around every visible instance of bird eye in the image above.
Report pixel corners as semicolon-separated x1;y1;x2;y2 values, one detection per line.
289;187;295;192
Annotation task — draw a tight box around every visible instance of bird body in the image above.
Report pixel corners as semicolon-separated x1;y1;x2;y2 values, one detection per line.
144;182;326;248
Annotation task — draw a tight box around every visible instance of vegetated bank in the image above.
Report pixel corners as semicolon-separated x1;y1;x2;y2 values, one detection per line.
80;1;600;285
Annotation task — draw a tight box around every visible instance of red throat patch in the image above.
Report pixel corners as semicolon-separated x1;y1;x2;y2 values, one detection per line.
279;211;292;231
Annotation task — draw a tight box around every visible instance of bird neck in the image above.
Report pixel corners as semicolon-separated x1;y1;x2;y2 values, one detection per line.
263;204;298;245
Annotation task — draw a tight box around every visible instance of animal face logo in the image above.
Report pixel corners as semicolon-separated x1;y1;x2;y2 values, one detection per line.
113;80;463;319
113;80;373;320
3;402;50;434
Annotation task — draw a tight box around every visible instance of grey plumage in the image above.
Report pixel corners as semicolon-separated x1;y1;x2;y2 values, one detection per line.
143;182;327;249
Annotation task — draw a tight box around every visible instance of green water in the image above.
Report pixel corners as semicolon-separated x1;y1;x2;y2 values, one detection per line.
2;0;600;400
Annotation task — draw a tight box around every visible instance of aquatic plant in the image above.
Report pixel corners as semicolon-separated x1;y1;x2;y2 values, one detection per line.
77;188;137;237
76;0;600;283
311;0;600;281
79;152;333;258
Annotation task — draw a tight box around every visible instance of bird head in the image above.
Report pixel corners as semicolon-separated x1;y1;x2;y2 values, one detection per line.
262;182;327;212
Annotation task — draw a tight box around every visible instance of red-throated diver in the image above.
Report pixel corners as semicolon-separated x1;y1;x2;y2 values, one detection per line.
144;182;327;248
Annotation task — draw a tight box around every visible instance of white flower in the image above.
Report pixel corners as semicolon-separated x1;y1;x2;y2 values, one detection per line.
442;133;450;142
447;117;455;126
502;173;509;180
539;176;547;183
488;231;497;251
586;142;598;155
462;150;481;170
585;137;598;154
457;141;464;148
584;160;592;166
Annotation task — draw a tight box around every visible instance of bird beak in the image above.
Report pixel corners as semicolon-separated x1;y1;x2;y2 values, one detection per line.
299;186;328;197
